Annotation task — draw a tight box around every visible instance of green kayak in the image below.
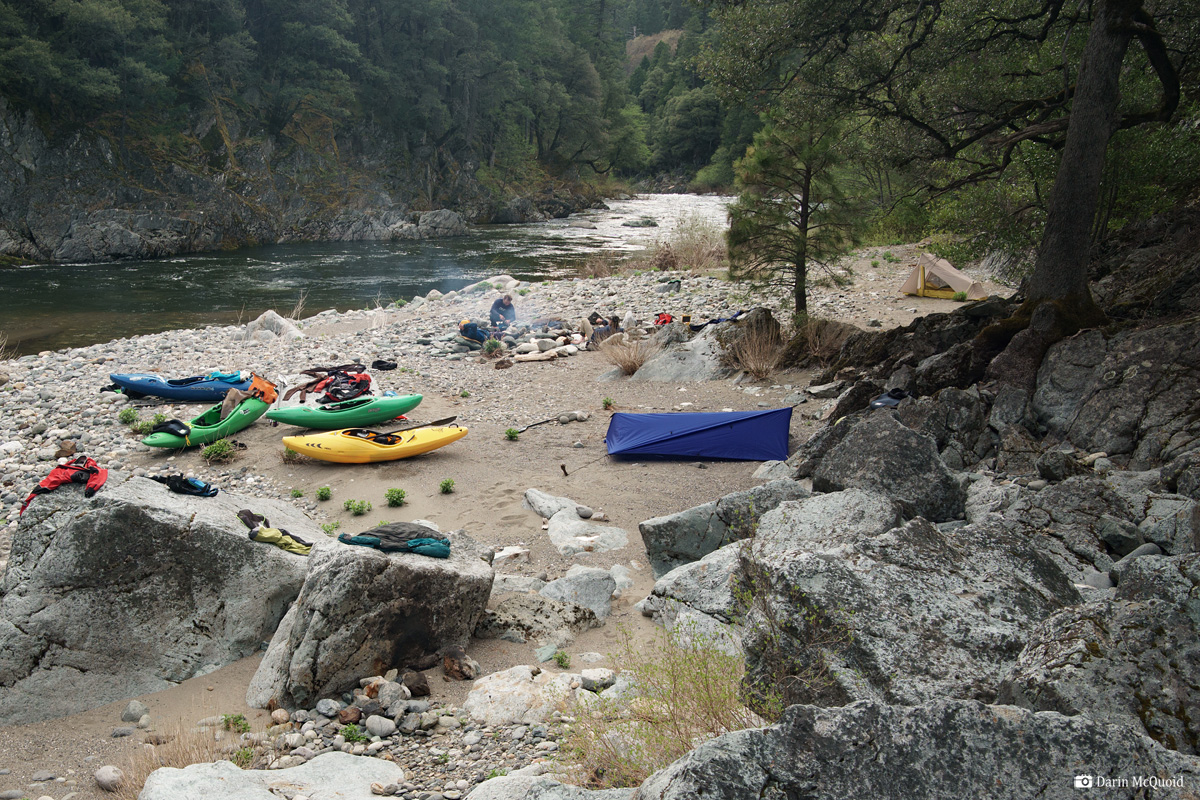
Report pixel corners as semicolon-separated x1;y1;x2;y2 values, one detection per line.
142;397;271;448
265;394;423;429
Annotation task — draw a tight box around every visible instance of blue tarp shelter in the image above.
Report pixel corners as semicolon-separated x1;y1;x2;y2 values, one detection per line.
605;408;792;461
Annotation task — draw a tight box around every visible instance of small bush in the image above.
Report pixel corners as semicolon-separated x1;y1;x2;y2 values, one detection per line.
316;486;332;501
320;521;341;535
560;623;776;789
724;323;783;381
870;259;880;268
281;448;304;464
344;499;371;516
221;713;250;734
439;478;455;494
602;397;615;410
599;338;658;376
131;420;154;436
505;428;520;441
232;747;255;768
385;488;407;507
953;290;968;302
486;767;509;780
460;389;470;398
340;723;370;743
152;413;168;425
553;650;571;668
482;338;505;358
290;489;303;498
518;288;530;296
118;407;138;425
201;439;235;464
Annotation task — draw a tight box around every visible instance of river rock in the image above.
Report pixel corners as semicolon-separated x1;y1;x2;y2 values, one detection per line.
246;530;493;710
625;325;733;382
740;509;1080;709
139;751;404;799
539;568;616;620
638;479;810;578
998;554;1200;754
474;594;600;649
811;410;967;522
635;700;1200;800
0;473;315;726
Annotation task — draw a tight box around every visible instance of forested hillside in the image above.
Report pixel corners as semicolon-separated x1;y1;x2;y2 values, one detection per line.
0;0;751;190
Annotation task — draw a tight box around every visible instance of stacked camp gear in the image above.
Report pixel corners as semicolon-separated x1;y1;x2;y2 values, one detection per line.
282;364;372;404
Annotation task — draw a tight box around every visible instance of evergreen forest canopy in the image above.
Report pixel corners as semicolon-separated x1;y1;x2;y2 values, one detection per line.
0;0;752;190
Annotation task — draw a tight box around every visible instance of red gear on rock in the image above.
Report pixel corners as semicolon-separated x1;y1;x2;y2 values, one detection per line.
20;456;108;515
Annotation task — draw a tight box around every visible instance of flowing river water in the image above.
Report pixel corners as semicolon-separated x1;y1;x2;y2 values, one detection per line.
0;194;731;357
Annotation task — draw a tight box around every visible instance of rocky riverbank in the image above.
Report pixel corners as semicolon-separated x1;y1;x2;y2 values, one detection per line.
0;249;1021;800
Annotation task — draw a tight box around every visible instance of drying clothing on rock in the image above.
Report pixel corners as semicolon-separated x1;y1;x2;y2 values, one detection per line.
20;456;108;515
688;309;746;331
237;509;312;555
282;365;370;404
151;474;218;497
870;388;910;409
337;521;450;558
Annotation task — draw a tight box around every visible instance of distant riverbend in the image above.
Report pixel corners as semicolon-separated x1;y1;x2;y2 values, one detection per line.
0;194;730;356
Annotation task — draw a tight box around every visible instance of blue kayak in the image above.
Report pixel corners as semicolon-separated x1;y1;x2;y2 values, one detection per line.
109;371;252;401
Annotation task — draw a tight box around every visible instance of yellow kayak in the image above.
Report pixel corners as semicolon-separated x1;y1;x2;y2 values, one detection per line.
282;425;468;464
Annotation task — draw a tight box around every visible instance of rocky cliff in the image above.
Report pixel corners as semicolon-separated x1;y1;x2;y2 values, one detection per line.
0;99;600;264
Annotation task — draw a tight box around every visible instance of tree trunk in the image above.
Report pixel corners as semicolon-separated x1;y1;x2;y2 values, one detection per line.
1026;0;1136;312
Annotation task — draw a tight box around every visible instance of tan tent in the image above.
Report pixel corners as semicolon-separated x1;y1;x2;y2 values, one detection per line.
899;253;987;300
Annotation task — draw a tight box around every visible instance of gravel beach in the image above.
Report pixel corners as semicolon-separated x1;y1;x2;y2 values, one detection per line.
0;246;1006;799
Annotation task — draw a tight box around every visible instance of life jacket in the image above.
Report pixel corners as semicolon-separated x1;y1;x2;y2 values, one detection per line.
247;373;278;404
20;456;108;515
654;313;674;326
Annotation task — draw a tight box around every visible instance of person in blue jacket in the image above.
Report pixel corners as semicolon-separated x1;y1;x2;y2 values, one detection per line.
490;294;516;328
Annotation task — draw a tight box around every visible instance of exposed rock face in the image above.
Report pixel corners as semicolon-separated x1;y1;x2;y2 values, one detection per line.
636;700;1200;800
741;499;1079;709
1033;319;1200;469
811;411;967;522
0;473;316;726
1000;474;1198;582
638;479;810;578
999;554;1200;754
240;310;304;342
246;530;493;711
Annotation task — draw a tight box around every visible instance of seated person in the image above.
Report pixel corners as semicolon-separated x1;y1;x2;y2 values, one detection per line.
490;294;516;328
590;315;622;346
459;319;488;343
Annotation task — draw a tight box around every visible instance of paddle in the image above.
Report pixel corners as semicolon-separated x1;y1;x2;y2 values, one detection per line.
518;416;558;433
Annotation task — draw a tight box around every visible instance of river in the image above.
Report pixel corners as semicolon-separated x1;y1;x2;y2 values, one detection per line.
0;194;731;357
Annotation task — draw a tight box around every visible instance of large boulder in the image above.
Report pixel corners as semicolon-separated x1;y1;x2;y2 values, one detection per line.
636;700;1200;800
241;309;303;342
1033;319;1200;469
416;208;469;237
638;543;744;655
523;489;629;556
998;554;1200;754
0;473;316;726
639;479;810;578
740;501;1080;709
627;325;733;382
246;529;493;710
140;752;403;800
811;410;967;522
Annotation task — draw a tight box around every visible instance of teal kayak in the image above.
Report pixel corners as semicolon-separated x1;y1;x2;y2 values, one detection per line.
265;394;422;429
142;397;271;448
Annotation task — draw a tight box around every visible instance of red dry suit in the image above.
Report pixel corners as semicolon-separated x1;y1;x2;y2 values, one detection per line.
20;456;108;515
